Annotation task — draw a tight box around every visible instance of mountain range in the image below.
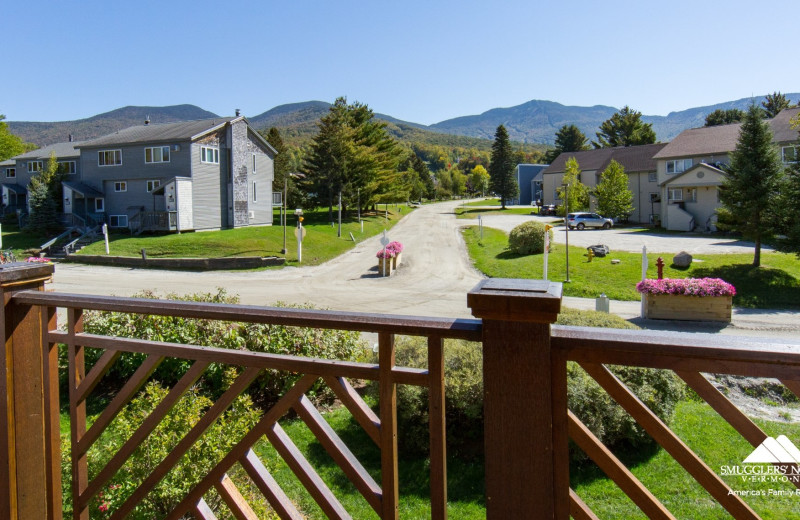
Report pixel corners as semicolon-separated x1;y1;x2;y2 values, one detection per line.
9;93;800;148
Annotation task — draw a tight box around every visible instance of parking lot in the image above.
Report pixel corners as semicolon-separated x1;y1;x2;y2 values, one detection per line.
469;213;771;254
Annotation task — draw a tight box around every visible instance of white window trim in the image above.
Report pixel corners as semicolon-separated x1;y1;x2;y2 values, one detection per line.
114;181;127;192
58;161;77;174
688;188;697;202
109;215;128;228
666;159;692;175
782;145;799;164
146;180;161;193
252;153;257;174
668;188;683;201
145;146;170;164
98;149;122;167
648;172;657;182
95;198;105;212
200;146;220;164
5;168;15;178
27;161;43;173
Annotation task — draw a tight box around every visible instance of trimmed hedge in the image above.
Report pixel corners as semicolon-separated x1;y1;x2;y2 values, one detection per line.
508;220;553;255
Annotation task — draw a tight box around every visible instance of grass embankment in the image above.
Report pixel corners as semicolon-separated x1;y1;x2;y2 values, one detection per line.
0;223;49;258
455;206;538;219
76;206;409;267
463;226;800;309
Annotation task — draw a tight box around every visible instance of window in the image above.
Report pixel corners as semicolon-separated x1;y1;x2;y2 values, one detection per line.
146;180;161;192
27;161;43;173
272;192;282;205
114;181;127;192
145;146;170;163
95;198;104;212
688;188;697;202
668;188;683;201
109;215;128;228
252;181;258;202
5;168;15;179
57;161;76;174
200;146;219;164
648;172;657;182
252;153;257;173
99;150;122;166
666;159;692;174
782;146;799;164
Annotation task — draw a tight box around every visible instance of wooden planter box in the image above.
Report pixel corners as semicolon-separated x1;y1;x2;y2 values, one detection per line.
643;293;732;322
378;257;393;276
392;252;402;270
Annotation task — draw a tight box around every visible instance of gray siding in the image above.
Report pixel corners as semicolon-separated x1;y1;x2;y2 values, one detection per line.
79;141;192;192
101;178;164;222
190;131;226;230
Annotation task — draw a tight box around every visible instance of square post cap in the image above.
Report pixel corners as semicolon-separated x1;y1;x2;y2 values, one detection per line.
0;262;54;287
468;278;562;323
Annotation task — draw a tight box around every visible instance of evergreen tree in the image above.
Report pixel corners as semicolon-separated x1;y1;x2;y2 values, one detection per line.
762;91;791;119
594;160;633;219
0;114;28;161
25;152;65;234
593;106;656;148
718;104;783;267
264;127;289;192
544;124;589;163
775;159;800;257
303;97;401;218
556;157;589;216
488;125;518;209
704;108;745;127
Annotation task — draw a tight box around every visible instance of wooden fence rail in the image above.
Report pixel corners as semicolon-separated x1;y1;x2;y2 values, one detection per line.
2;264;800;519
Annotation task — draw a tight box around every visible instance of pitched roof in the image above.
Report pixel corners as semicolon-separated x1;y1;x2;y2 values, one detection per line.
654;107;800;159
543;143;666;174
770;107;800;143
12;141;84;160
77;117;238;148
63;181;104;198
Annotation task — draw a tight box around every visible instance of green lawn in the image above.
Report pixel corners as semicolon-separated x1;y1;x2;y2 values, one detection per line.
455;206;539;219
573;401;800;519
1;223;50;258
76;207;409;266
462;198;501;206
462;226;800;309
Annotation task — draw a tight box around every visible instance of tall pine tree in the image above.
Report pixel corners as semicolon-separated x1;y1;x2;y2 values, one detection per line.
762;91;791;119
718;104;783;267
593;106;656;148
545;124;589;163
26;152;65;234
488;125;518;209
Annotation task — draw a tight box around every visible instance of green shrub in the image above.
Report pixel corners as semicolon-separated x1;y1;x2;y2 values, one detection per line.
508;220;552;255
79;289;367;408
62;379;278;519
385;309;684;460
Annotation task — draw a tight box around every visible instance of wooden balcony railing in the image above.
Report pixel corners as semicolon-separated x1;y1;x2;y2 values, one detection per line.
1;263;799;519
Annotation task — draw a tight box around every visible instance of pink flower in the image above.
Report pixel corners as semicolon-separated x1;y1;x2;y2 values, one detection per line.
636;278;736;297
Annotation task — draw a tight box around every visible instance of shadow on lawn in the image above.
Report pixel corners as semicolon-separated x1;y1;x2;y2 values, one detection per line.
296;412;485;507
691;263;800;309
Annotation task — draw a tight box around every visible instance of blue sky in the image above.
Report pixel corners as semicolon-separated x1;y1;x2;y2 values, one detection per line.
3;0;798;125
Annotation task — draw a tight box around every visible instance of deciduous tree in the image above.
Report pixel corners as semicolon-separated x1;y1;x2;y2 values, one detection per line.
593;106;656;148
556;157;589;216
0;114;29;161
469;165;490;196
545;124;589;163
595;159;633;220
488;125;518;209
718;104;783;267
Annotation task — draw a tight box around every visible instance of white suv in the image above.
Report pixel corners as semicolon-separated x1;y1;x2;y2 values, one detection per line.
567;212;613;230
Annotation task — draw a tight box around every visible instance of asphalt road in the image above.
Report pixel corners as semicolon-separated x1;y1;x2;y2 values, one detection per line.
50;201;800;338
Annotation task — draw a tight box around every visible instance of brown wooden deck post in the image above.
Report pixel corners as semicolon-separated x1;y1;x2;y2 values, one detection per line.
468;278;564;519
0;263;58;520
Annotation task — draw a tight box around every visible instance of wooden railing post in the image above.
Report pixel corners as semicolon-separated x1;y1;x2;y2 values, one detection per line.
468;278;564;519
0;262;58;520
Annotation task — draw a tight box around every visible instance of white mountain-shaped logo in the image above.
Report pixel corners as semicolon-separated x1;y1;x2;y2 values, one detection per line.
743;435;800;464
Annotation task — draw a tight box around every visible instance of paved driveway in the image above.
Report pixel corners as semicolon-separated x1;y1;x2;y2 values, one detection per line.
469;213;771;254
